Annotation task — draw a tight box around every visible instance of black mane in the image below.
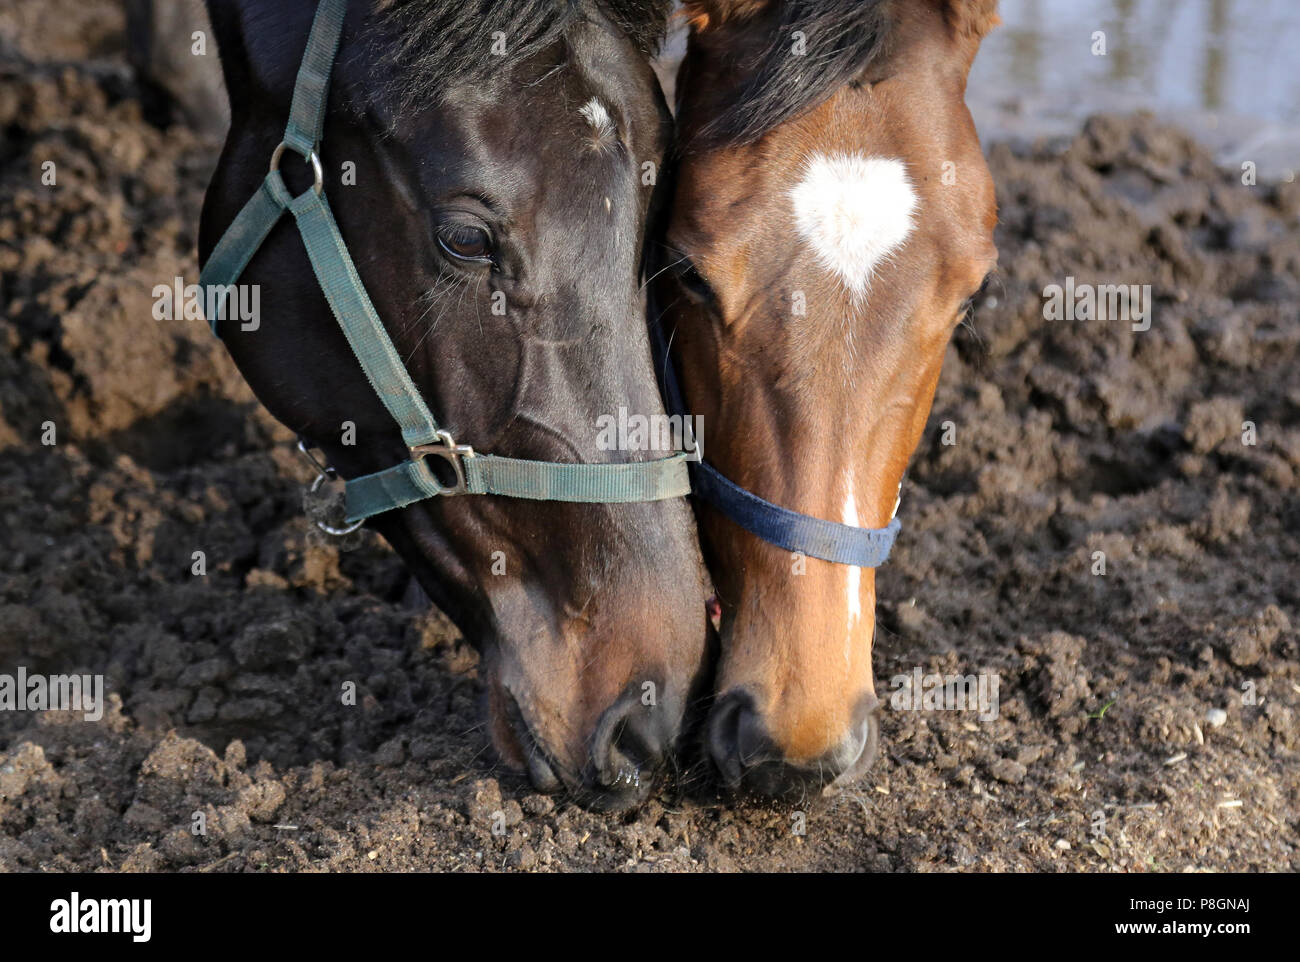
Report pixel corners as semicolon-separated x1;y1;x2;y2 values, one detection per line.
700;0;894;147
376;0;673;112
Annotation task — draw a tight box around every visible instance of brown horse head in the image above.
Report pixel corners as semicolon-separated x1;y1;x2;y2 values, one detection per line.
658;0;999;795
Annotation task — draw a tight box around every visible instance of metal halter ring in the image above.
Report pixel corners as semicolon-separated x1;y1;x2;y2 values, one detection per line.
308;473;365;536
269;142;324;195
297;438;364;536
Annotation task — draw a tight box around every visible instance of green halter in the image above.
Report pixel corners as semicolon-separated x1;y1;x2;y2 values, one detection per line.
199;0;690;524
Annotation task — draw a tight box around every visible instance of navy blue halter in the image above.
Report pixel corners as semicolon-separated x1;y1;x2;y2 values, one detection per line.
649;301;901;568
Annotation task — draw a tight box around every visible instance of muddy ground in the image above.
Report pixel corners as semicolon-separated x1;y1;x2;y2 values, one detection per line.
1;3;1296;873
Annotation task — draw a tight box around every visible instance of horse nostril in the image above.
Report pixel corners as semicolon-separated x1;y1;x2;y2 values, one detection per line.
588;690;671;797
836;693;881;782
706;690;776;788
707;690;880;796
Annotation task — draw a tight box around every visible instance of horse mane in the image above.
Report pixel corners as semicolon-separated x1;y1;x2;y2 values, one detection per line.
696;0;895;148
376;0;673;112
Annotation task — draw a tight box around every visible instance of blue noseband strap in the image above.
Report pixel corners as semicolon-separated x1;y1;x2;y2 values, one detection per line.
693;461;901;567
649;307;901;568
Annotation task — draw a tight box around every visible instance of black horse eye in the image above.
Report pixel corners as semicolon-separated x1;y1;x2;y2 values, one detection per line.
437;224;493;263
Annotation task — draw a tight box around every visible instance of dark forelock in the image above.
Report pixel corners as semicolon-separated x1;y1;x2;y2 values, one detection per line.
375;0;674;113
697;0;895;148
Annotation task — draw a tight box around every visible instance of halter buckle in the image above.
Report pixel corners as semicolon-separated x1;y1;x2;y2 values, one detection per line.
410;430;474;496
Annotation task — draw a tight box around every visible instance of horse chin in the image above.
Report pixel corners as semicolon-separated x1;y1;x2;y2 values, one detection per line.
488;675;568;794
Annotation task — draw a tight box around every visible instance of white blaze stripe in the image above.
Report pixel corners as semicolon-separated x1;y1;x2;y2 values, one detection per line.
843;490;862;661
790;153;918;298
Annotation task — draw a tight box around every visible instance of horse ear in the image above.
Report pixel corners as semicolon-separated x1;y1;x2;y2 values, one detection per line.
680;0;770;31
942;0;1001;40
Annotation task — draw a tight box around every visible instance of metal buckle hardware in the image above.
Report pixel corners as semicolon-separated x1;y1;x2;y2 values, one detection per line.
269;141;324;195
409;430;475;496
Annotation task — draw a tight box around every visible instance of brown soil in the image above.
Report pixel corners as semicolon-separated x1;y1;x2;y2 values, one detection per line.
1;2;1296;873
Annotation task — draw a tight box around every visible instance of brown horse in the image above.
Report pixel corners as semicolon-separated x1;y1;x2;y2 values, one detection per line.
656;0;1000;795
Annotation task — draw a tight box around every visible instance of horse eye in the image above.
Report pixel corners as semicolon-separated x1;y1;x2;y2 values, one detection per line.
437;224;493;263
959;272;994;325
673;256;715;304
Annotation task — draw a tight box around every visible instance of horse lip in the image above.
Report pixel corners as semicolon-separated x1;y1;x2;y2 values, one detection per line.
526;750;562;795
705;594;723;632
821;707;882;795
500;685;570;794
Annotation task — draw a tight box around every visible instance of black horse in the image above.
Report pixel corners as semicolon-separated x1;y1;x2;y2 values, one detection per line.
200;0;709;811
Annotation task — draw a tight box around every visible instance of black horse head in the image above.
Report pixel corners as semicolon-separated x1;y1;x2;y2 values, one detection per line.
200;0;709;811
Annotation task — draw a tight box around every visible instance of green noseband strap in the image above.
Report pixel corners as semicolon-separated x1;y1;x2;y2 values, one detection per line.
199;0;690;522
345;450;692;523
